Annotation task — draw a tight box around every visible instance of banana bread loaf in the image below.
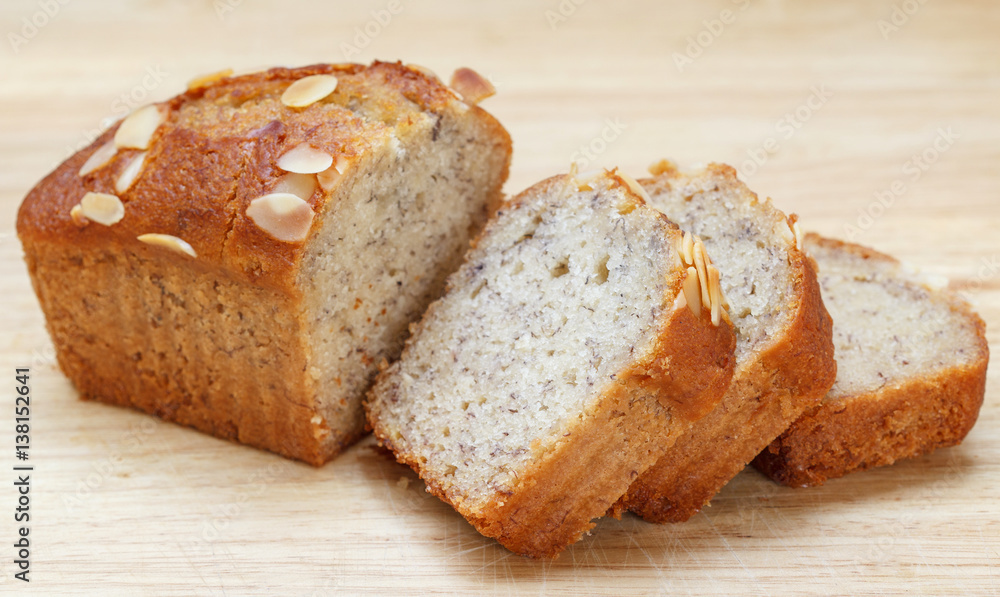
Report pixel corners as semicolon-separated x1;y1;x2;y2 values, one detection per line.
16;61;511;465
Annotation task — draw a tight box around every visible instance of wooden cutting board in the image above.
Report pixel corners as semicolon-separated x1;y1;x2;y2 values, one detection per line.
1;0;997;594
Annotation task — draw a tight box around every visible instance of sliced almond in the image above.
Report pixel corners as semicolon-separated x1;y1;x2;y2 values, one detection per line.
692;238;711;309
114;104;167;150
617;171;652;203
449;68;496;105
246;193;315;242
69;204;88;227
277;144;333;174
271;172;318;200
682;232;695;267
792;221;804;250
187;68;233;91
316;156;353;192
77;192;124;226
572;169;603;192
137;233;197;258
708;264;723;326
672;235;686;269
78;140;118;177
281;74;338;108
115;151;147;194
682;266;702;318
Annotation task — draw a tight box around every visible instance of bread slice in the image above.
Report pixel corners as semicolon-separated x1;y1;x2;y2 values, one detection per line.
616;161;836;523
753;234;988;486
16;61;511;465
365;170;736;558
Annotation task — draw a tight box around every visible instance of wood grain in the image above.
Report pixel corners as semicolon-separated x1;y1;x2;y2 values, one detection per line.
1;0;997;594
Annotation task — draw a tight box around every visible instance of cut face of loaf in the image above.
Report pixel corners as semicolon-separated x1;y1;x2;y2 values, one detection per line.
366;170;736;558
617;161;835;523
753;234;988;487
16;62;511;465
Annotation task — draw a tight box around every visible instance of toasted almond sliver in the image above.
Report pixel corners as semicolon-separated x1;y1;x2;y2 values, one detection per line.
708;264;723;326
682;266;702;319
187;68;233;91
114;105;167;150
69;204;88;227
77;192;125;226
449;68;496;105
137;233;197;257
316;156;353;192
572;169;602;192
246;193;315;242
693;239;710;310
276;144;333;174
79;140;118;177
682;232;695;267
115;151;148;194
672;234;686;270
617;171;652;203
281;74;339;108
271;172;318;200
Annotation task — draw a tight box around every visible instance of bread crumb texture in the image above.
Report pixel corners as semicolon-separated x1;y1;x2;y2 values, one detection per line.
371;174;678;510
752;234;988;487
618;162;835;524
642;163;796;363
807;235;984;399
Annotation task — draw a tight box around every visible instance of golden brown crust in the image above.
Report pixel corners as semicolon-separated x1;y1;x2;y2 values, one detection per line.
367;173;736;558
17;61;470;293
615;165;836;522
470;303;734;558
376;280;736;558
17;61;511;465
751;234;989;487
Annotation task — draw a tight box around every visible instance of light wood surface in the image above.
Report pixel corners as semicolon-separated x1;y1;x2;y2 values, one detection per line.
2;0;998;594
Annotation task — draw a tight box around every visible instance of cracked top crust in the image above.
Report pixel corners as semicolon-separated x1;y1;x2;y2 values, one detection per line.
17;61;479;294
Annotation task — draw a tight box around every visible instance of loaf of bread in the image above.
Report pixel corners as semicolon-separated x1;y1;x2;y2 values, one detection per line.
365;169;736;557
614;161;836;522
16;61;511;465
753;234;988;486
